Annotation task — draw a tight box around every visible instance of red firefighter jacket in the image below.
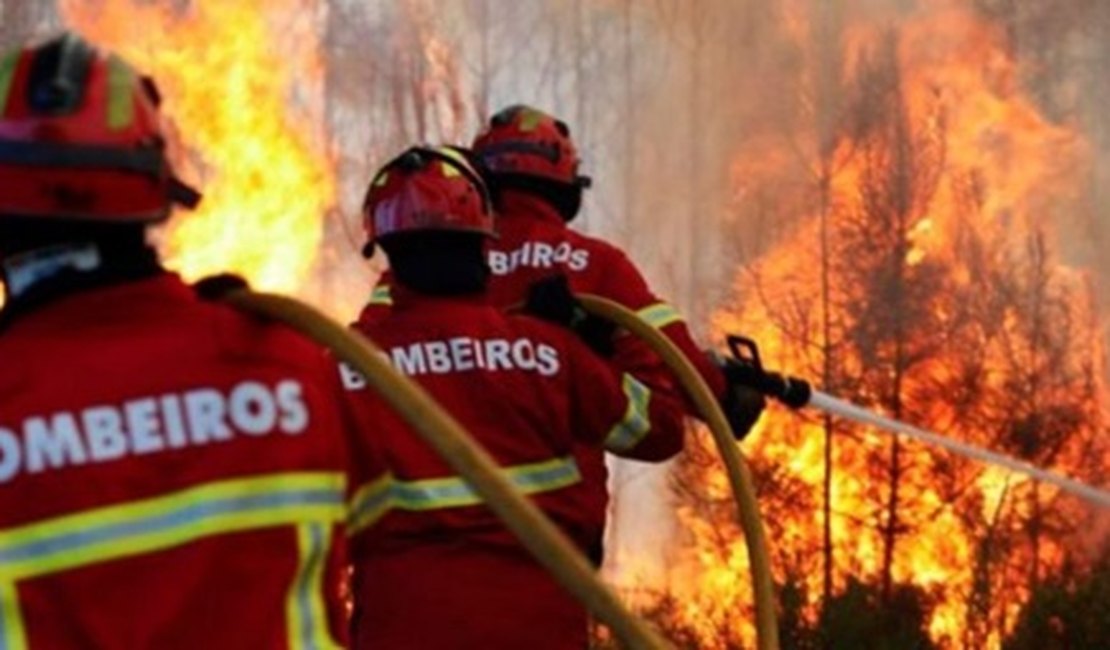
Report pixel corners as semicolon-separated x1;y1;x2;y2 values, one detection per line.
346;287;677;649
357;191;728;417
0;274;361;650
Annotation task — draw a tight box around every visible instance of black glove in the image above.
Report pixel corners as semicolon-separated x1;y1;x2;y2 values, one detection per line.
524;275;615;356
708;351;768;440
720;381;767;441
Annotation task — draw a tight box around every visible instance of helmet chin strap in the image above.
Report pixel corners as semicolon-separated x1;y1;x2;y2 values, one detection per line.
554;184;583;222
2;242;102;300
0;223;162;312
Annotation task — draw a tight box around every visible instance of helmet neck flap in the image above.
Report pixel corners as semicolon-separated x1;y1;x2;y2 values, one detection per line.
0;219;161;321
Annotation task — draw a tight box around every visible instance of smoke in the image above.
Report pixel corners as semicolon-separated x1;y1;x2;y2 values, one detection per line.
322;1;793;311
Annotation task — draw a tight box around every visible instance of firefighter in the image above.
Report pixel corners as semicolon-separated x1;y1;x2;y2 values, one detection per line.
347;146;680;649
358;105;765;442
0;33;365;648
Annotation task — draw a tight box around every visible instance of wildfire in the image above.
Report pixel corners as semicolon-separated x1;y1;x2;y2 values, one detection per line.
29;2;1108;647
60;0;335;294
658;4;1106;649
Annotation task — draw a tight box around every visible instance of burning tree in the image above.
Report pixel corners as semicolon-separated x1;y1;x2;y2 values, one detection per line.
653;3;1109;649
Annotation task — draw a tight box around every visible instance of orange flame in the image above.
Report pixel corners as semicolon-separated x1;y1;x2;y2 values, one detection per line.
648;5;1107;649
61;0;335;293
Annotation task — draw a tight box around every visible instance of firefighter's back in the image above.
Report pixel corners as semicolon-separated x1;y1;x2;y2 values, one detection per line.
0;274;350;649
350;294;611;650
485;199;619;306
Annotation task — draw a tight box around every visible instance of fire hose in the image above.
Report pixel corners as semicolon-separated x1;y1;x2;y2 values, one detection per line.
713;333;1110;510
576;296;782;650
222;290;672;650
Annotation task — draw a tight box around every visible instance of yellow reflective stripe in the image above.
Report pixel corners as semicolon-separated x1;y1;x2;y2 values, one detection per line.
436;147;482;180
394;456;581;511
439;160;461;178
0;52;19;117
348;456;581;534
348;474;393;534
0;581;27;650
0;472;346;580
503;456;581;493
106;55;135;130
436;147;469;169
605;374;653;453
287;524;340;650
519;107;544;132
636;302;684;330
368;285;393;306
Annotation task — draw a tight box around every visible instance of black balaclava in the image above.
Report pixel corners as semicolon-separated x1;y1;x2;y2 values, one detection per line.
493;173;583;223
0;218;162;317
380;231;490;297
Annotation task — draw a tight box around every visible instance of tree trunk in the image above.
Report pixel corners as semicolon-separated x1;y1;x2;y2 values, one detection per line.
476;0;491;122
819;169;836;620
622;0;635;231
880;42;913;603
811;0;845;626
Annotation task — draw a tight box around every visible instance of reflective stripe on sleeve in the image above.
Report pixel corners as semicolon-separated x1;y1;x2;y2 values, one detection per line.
604;374;653;453
347;456;581;535
636;302;684;330
368;285;393;306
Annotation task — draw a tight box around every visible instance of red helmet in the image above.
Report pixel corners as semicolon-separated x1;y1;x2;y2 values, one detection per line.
0;33;199;223
362;146;495;247
472;105;591;188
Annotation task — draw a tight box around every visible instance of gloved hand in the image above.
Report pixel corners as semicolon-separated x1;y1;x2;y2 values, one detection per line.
524;274;615;356
709;351;767;440
720;381;767;441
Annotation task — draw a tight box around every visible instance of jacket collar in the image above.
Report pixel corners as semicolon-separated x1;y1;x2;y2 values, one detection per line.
387;282;491;313
1;272;190;334
498;190;566;228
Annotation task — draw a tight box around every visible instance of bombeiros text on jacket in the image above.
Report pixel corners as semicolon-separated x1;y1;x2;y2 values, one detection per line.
488;241;589;275
0;380;310;483
340;335;561;390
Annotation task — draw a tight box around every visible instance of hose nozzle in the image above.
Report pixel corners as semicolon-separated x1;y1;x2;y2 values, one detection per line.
723;335;812;409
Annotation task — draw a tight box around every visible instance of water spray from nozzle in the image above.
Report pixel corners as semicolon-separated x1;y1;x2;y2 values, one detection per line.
720;333;1110;509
